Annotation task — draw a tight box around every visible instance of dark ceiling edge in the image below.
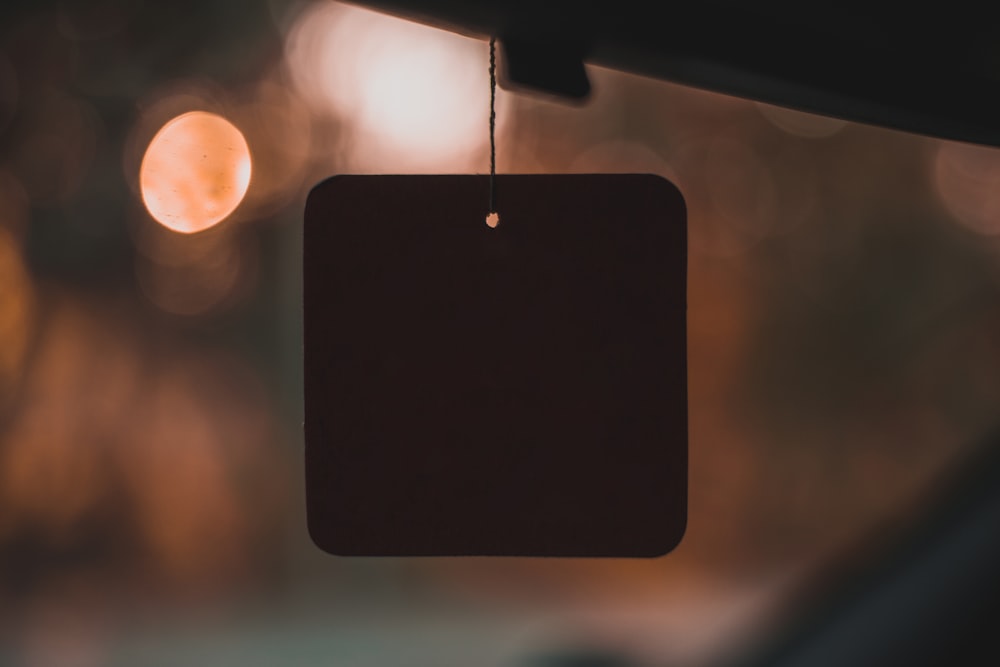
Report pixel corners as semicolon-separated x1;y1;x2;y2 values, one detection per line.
344;0;1000;147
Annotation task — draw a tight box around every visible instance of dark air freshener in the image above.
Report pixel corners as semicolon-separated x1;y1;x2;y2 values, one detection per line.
304;172;687;556
304;37;685;557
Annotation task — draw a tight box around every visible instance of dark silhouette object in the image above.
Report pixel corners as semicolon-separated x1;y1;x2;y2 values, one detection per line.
304;174;687;556
731;431;1000;667
499;36;591;101
353;0;1000;146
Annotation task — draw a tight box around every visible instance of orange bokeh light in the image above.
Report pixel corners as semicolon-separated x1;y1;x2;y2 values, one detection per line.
139;111;251;234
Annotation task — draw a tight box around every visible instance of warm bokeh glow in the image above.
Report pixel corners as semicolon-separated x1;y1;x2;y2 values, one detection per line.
139;111;251;234
234;78;313;215
934;141;1000;235
665;135;786;257
0;296;281;593
756;102;848;139
4;4;1000;664
0;169;29;239
135;233;250;317
284;1;495;170
0;225;33;403
569;140;675;178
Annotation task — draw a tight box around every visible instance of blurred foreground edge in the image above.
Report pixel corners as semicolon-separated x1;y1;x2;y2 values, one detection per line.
732;428;1000;667
350;0;1000;147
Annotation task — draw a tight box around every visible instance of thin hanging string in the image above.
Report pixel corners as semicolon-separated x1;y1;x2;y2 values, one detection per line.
488;36;497;218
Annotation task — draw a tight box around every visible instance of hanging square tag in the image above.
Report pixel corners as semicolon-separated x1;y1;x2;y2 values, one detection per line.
304;174;687;556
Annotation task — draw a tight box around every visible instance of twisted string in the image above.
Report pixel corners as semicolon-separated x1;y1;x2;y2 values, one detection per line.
488;37;497;218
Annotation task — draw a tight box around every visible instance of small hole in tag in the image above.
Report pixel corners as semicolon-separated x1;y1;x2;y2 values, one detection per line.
486;211;500;228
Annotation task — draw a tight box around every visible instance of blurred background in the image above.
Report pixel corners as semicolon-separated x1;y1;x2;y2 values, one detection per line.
2;1;1000;665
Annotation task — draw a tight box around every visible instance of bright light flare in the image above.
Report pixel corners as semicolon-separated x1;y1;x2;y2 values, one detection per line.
285;1;492;169
140;111;251;234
